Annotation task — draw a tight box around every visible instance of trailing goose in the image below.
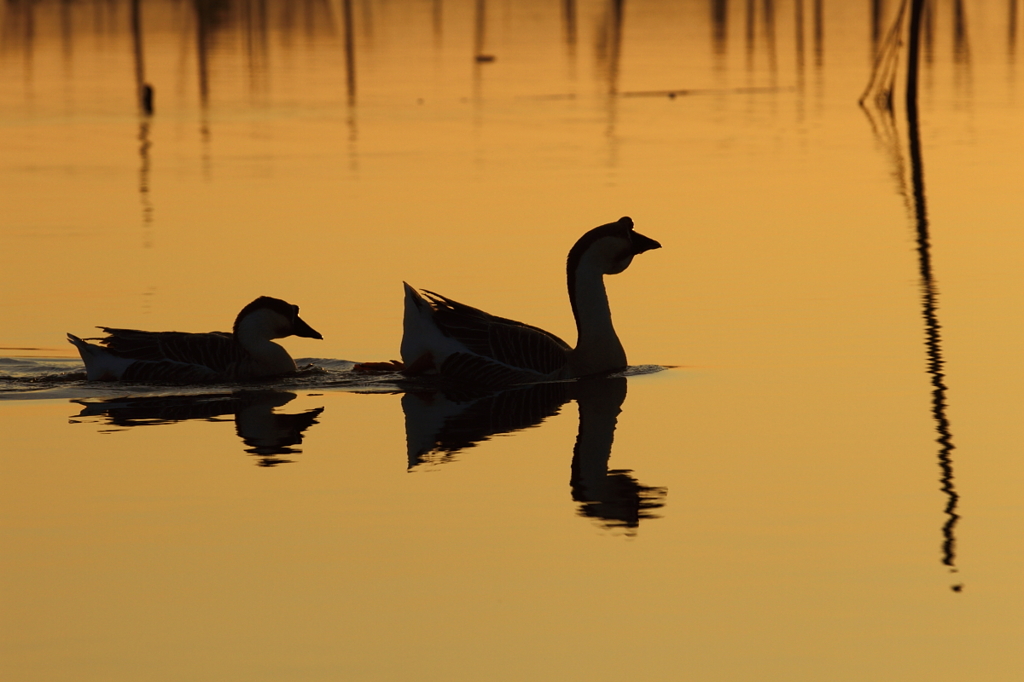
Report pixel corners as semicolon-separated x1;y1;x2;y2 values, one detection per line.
401;216;660;386
67;296;323;383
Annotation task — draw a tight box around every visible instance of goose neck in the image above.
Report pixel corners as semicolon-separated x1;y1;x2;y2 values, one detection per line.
235;314;296;373
568;263;626;374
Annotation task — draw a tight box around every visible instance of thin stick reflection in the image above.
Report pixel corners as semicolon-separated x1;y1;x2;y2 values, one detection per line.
861;0;962;590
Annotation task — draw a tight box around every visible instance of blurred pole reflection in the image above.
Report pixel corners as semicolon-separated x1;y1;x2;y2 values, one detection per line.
6;0;37;83
138;119;154;243
952;0;974;99
745;0;755;75
763;0;779;86
471;0;491;118
59;0;73;75
953;0;972;64
241;0;269;102
131;0;154;242
341;0;356;107
131;0;153;115
595;0;624;167
194;0;213;109
402;377;666;533
194;0;215;176
562;0;578;72
473;0;487;63
795;0;805;92
1012;0;1020;59
813;0;824;67
923;0;935;63
432;0;443;50
740;1;793;99
340;0;359;167
871;0;885;53
710;0;728;68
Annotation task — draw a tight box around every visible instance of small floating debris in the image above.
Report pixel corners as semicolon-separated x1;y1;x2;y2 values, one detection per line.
474;54;496;63
621;85;795;98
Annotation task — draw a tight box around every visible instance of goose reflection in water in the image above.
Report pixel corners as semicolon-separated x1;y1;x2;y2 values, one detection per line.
71;391;324;466
402;376;666;532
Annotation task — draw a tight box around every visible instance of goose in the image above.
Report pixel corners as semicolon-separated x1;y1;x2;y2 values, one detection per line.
67;296;323;383
400;216;660;386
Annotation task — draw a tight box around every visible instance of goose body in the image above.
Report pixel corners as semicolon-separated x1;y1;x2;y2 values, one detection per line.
68;296;323;383
401;216;661;386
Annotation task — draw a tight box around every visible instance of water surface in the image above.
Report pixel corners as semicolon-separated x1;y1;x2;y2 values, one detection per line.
1;1;1022;680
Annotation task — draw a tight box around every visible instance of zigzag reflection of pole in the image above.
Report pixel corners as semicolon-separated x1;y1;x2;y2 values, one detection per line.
905;0;961;588
861;0;961;589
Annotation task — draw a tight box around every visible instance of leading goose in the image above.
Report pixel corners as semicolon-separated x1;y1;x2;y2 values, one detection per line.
401;216;661;386
68;296;323;383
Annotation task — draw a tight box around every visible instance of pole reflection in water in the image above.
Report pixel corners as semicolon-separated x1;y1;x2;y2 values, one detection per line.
562;0;578;69
1012;0;1020;57
193;0;219;175
134;0;155;243
137;119;154;246
240;0;269;100
340;0;359;165
596;0;624;162
130;0;153;115
470;0;494;138
710;0;728;66
341;0;357;107
71;391;325;467
402;376;666;533
432;0;444;50
905;0;961;589
861;0;961;589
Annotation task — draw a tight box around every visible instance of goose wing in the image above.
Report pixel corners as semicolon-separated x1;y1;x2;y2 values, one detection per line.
421;290;571;376
98;328;245;373
117;358;223;384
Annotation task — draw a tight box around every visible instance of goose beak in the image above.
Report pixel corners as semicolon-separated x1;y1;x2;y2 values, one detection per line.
631;231;662;254
293;316;324;340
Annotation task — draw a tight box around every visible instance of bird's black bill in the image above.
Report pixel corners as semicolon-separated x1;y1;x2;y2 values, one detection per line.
631;231;662;254
294;316;324;340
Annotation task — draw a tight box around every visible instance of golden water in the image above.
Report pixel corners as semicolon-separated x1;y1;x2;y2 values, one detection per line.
1;1;1023;680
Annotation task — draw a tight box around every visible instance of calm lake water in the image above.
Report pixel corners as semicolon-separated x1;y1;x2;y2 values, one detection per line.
2;1;1023;680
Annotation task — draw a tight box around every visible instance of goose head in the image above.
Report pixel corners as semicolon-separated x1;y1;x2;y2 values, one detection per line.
567;216;661;278
233;297;323;343
564;217;660;376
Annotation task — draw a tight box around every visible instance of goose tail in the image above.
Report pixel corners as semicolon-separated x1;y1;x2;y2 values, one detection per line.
400;283;431;372
402;282;462;374
67;333;135;381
